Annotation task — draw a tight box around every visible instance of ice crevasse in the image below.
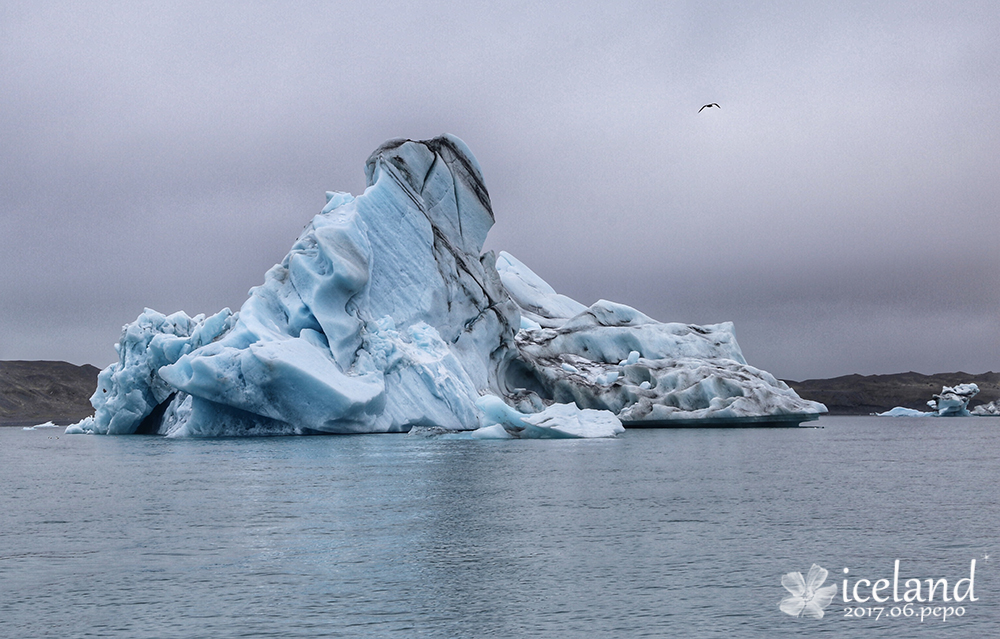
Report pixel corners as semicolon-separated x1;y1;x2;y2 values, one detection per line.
68;135;825;438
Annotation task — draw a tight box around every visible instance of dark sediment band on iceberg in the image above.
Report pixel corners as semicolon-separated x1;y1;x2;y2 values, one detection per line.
67;135;826;438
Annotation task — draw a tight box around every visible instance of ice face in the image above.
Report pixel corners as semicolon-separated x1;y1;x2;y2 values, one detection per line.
68;134;825;437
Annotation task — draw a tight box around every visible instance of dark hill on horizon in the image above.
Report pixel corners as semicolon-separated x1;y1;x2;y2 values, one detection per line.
0;360;99;426
785;371;1000;415
2;361;998;424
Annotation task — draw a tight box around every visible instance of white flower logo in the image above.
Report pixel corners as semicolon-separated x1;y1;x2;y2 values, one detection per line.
779;564;838;619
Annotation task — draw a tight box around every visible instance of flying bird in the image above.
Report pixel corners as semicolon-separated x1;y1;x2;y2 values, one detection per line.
698;103;720;113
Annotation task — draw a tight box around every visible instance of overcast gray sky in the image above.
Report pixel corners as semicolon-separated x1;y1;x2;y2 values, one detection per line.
2;1;998;381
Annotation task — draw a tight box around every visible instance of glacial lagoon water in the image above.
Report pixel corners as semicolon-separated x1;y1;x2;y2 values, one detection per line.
2;416;999;638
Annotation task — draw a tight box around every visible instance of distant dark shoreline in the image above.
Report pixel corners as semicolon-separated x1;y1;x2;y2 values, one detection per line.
784;371;1000;415
0;360;99;427
2;360;998;425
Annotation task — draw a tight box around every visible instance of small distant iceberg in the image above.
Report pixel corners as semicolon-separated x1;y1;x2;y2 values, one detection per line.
878;383;980;417
928;384;980;416
22;421;61;430
877;406;934;417
971;399;1000;416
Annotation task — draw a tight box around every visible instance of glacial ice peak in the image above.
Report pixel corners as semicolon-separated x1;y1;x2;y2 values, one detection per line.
365;135;494;255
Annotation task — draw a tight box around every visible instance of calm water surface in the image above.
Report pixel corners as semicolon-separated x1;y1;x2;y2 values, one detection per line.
2;416;999;638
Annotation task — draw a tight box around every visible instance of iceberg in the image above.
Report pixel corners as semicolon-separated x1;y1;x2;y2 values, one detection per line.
22;421;60;430
877;406;934;417
917;383;1000;418
971;400;1000;416
878;383;981;417
928;383;979;416
68;135;825;438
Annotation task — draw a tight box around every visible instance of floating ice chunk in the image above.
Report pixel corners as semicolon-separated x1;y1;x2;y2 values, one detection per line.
23;421;60;430
64;417;94;434
928;383;979;416
475;395;623;438
466;423;515;438
877;407;934;417
879;383;981;417
520;403;625;438
408;423;515;439
972;400;1000;416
